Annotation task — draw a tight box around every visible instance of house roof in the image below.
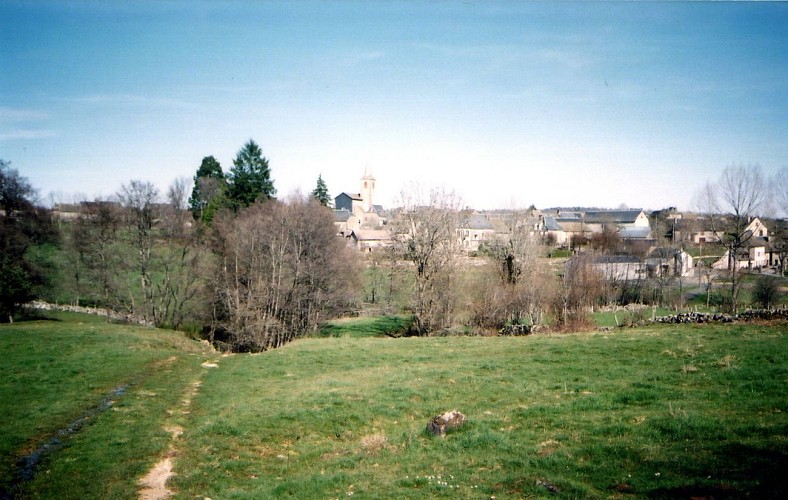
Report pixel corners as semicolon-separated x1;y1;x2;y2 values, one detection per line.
351;229;390;241
333;209;352;222
336;192;362;201
591;254;642;264
584;210;644;224
618;226;652;239
542;216;563;231
464;213;494;230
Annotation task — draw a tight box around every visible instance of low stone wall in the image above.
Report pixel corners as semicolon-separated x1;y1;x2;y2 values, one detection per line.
28;301;154;327
653;309;788;325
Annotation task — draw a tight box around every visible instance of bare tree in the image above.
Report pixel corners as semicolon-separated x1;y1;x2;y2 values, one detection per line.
473;210;555;329
117;180;160;320
772;167;788;217
70;200;122;308
388;186;466;335
700;165;767;311
212;196;360;351
554;253;603;331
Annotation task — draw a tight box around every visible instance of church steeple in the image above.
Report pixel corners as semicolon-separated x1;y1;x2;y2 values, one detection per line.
360;167;375;213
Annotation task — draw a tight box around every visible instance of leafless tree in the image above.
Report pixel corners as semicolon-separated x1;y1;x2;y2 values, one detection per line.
118;180;160;320
772;167;788;218
701;165;767;311
388;186;466;334
212;196;360;351
554;253;604;330
70;199;123;308
472;210;555;329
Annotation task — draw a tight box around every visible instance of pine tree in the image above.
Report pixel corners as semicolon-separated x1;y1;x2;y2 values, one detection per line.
310;174;331;207
188;156;226;222
227;140;276;209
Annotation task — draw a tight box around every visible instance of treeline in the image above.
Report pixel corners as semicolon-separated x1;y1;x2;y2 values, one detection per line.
0;142;359;352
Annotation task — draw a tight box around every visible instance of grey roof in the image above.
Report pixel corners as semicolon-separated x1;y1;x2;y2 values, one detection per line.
618;226;652;239
591;254;642;264
336;192;362;201
542;216;563;231
333;209;352;222
464;213;494;230
584;210;644;224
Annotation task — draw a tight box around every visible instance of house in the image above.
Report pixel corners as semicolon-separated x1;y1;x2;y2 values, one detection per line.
459;213;496;252
646;248;694;278
347;229;391;253
589;254;646;281
712;237;770;270
540;209;652;247
710;217;771;271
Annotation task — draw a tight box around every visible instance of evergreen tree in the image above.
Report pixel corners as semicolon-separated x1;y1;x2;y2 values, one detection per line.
227;140;276;209
188;156;227;223
0;160;58;321
310;174;331;207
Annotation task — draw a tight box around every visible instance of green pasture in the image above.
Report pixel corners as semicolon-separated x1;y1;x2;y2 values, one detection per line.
1;313;786;498
0;312;216;498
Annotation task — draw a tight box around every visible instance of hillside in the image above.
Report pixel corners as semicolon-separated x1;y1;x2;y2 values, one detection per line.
1;313;786;498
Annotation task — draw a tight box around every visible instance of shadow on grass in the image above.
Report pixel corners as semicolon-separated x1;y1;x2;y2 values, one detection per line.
317;315;413;338
648;444;788;499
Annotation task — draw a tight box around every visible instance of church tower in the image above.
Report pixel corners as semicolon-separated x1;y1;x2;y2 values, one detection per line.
360;167;375;213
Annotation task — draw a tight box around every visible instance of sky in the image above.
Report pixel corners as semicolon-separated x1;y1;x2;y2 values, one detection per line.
1;1;786;211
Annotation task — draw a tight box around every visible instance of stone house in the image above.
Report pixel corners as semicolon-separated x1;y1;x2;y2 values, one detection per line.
459;213;496;252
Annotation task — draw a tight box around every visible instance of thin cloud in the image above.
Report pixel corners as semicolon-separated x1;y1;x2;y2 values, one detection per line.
0;129;57;140
0;107;50;122
65;93;198;110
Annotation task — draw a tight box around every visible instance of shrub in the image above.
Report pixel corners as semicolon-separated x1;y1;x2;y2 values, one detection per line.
752;277;781;309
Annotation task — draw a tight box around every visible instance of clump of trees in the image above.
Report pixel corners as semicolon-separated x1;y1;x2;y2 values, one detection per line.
210;196;359;351
470;210;557;330
0;160;58;322
187;139;276;224
388;187;466;335
2;140;360;352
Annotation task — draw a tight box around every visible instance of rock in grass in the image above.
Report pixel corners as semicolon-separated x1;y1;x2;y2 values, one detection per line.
427;410;467;437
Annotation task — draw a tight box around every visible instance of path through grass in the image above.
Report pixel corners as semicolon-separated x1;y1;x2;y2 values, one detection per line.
0;312;216;498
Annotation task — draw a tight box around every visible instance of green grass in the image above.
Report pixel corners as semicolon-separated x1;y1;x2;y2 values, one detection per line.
173;322;788;498
0;311;216;498
2;313;787;498
317;315;413;338
593;307;676;327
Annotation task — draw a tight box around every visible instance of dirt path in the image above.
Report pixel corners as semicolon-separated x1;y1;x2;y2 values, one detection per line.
137;358;222;500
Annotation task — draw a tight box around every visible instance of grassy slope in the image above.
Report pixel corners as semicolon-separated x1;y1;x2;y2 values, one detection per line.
174;323;788;499
1;313;786;498
0;312;216;498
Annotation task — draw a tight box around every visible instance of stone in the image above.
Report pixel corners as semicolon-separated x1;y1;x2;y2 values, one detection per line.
427;410;467;437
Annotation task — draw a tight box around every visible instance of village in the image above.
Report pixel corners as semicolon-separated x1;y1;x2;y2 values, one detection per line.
331;169;786;282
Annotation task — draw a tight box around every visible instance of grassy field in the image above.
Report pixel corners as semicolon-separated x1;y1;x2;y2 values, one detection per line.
1;313;786;498
0;312;217;498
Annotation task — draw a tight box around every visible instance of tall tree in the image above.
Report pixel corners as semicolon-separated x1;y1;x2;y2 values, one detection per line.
0;160;58;321
774;167;788;217
188;156;227;223
388;186;466;335
310;174;331;207
117;180;160;321
212;196;359;351
473;210;555;329
700;164;767;311
227;140;276;209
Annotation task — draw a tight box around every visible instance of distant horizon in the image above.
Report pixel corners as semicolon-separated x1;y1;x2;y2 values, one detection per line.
3;1;786;212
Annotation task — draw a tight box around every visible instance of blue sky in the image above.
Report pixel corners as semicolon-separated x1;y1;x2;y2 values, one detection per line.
1;1;786;210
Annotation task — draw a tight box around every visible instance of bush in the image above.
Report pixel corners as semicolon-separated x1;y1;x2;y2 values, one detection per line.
753;277;781;309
